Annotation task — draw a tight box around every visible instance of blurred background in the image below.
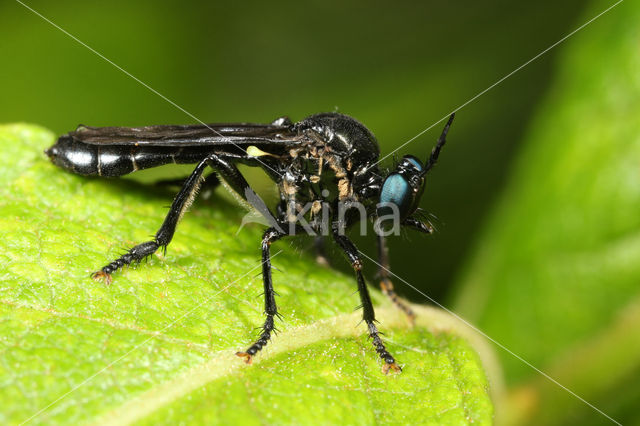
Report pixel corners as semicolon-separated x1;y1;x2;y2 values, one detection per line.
3;0;638;424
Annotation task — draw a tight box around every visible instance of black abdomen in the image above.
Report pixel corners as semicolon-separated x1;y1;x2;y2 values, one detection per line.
47;136;209;177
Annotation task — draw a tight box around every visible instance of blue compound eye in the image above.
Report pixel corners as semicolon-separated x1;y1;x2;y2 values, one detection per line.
378;173;412;218
406;157;423;172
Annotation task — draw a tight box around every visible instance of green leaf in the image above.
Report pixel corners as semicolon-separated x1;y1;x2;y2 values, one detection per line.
453;0;640;423
0;125;498;424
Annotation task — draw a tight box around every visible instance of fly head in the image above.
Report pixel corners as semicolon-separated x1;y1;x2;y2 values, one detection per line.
376;113;455;234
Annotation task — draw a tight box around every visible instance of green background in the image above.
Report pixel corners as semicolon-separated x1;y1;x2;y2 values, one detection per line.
2;0;639;424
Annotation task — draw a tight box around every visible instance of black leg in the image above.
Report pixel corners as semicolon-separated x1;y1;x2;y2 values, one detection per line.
92;158;210;284
236;226;285;364
332;229;401;374
206;155;280;228
93;153;266;284
377;235;416;325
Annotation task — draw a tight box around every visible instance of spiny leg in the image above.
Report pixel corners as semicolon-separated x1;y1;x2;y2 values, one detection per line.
94;153;260;285
236;227;285;364
377;235;415;325
92;158;210;284
333;230;401;374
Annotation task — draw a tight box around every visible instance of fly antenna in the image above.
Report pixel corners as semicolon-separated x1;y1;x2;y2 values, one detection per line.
421;113;455;176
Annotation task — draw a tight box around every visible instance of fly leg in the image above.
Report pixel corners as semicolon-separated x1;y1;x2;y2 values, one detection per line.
92;158;210;284
377;235;416;325
94;153;268;285
333;229;401;374
186;156;285;364
236;226;285;364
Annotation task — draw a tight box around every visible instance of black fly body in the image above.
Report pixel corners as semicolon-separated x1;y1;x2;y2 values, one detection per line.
46;112;455;373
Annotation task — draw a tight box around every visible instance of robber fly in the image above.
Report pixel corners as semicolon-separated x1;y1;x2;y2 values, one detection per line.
46;112;455;374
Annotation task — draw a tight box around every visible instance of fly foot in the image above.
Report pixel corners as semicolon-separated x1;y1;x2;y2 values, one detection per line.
382;361;402;374
91;270;112;286
235;352;253;364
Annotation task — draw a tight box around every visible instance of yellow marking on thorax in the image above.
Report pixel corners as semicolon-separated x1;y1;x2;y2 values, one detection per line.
247;145;277;157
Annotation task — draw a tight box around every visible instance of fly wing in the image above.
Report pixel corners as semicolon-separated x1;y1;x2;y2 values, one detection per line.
68;122;301;148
